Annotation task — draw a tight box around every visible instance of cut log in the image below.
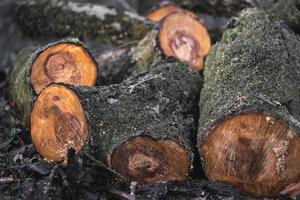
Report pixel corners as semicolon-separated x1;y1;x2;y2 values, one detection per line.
159;11;211;70
14;0;150;44
9;38;98;126
31;62;202;184
146;5;181;22
96;11;211;83
30;84;88;162
197;8;300;197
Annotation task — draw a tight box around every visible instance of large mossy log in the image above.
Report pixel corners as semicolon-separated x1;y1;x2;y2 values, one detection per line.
14;0;150;44
175;0;273;17
269;0;300;33
9;38;98;126
197;8;300;197
31;62;202;184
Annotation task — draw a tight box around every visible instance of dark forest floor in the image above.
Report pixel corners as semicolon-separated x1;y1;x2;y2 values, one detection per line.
0;1;298;200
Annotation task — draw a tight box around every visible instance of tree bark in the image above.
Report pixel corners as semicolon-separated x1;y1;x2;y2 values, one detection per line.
31;61;202;184
14;0;151;44
269;0;300;33
176;0;274;17
197;8;300;197
9;47;36;126
96;30;162;85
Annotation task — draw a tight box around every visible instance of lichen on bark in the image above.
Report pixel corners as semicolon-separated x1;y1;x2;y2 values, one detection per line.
9;47;35;126
269;0;300;33
69;61;202;169
198;8;300;144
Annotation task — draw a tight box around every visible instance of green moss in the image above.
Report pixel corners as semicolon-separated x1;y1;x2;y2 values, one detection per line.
9;48;35;126
68;62;202;169
15;0;150;44
198;8;300;145
97;30;164;85
269;0;300;33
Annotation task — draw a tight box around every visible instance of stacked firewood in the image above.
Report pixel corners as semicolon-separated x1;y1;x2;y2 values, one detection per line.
9;0;300;198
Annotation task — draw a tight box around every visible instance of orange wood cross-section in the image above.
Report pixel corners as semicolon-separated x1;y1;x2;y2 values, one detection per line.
111;136;191;184
200;113;300;197
30;43;97;94
31;84;88;162
159;11;211;70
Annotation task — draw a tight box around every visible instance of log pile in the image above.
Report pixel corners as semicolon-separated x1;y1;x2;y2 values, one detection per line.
6;0;300;199
97;10;211;85
31;62;201;183
9;38;98;126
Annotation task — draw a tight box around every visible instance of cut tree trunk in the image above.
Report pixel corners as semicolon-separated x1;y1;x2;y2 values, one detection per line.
97;11;211;85
197;8;300;197
9;38;98;126
14;0;151;44
30;61;202;184
159;11;211;70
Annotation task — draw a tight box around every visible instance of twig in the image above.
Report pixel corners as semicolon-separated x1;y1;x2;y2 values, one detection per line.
109;188;131;199
129;181;138;200
254;93;281;107
83;152;128;182
58;168;69;187
44;164;59;195
0;177;17;184
128;74;164;93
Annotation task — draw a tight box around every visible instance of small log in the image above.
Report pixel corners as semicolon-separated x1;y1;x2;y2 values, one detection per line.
145;3;228;41
159;11;211;70
96;47;133;85
31;62;202;184
96;11;211;84
197;8;300;197
9;38;98;126
146;5;182;22
14;0;151;44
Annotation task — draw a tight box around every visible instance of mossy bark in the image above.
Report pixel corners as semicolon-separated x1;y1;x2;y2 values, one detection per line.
175;0;273;17
198;8;300;146
8;38;91;126
269;0;300;33
9;47;35;126
14;0;151;44
68;61;202;168
96;30;163;85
